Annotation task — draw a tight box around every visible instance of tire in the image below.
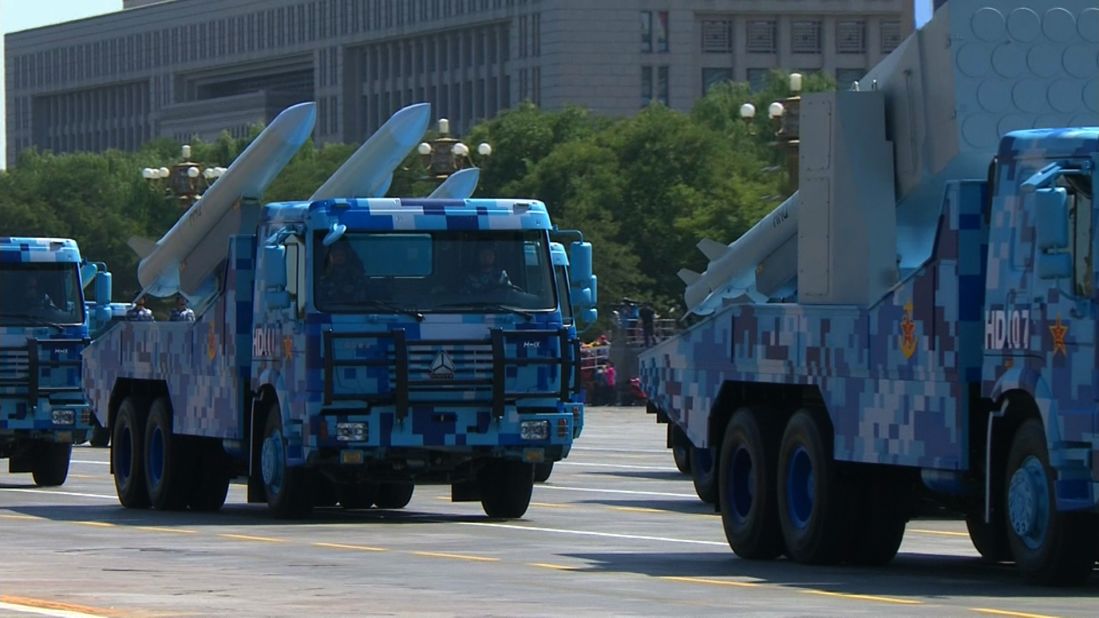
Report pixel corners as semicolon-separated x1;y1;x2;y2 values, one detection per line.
669;424;691;474
338;482;377;510
260;402;311;518
533;462;554;483
845;468;908;566
188;438;230;512
89;418;110;448
374;481;415;509
31;442;72;487
112;397;150;508
776;409;849;565
966;514;1010;563
144;398;190;510
718;408;783;560
1004;419;1098;585
479;459;534;518
690;444;717;504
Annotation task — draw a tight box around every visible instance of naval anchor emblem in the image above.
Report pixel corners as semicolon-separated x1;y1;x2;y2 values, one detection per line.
430;350;455;380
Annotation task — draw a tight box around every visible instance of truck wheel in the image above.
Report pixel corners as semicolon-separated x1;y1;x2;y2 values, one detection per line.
113;397;150;508
776;409;848;564
690;445;717;504
845;469;907;566
144;398;190;510
479;460;534;518
375;481;415;509
31;441;72;487
188;438;230;512
719;407;783;559
89;418;110;448
533;462;554;483
1004;419;1098;585
966;514;1010;563
670;424;691;474
260;402;311;518
338;482;377;509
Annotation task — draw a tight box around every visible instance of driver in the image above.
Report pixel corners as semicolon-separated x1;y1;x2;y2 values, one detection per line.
317;240;366;304
23;278;57;315
464;245;512;293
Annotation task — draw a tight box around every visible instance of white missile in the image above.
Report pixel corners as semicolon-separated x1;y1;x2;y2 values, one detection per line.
428;167;480;199
309;103;431;201
136;102;317;298
684;193;799;314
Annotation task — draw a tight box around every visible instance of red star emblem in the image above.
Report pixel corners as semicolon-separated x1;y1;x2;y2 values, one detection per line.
900;302;917;359
1049;316;1068;357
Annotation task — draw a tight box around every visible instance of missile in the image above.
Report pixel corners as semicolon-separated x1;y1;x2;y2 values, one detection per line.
309;103;431;200
136;102;316;298
428;167;480;199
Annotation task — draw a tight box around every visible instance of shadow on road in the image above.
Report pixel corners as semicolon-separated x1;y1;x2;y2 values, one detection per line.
578;469;689;482
577;497;717;516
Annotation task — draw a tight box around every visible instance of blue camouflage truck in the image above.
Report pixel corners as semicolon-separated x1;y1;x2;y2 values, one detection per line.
1;237;114;485
83;102;596;518
641;0;1099;584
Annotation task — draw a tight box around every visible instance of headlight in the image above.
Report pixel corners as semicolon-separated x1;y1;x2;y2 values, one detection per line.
520;420;549;441
51;409;75;426
336;422;367;442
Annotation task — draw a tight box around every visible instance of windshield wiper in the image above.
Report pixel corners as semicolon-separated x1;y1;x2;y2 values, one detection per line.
434;302;533;319
357;300;424;322
0;312;64;332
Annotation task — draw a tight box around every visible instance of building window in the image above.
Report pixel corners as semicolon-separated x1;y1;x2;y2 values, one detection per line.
746;20;776;54
881;20;901;53
701;67;732;94
835;68;865;89
656;10;669;52
791;20;822;54
746;68;769;92
641;11;652;53
656;66;669;105
836;21;866;54
641;65;652;106
701;19;732;53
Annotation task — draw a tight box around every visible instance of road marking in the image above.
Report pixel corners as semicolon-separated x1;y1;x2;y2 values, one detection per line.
412;550;499;562
970;609;1061;618
71;460;109;466
314;542;387;552
0;488;116;500
0;596;116;618
218;533;287;543
571;446;668;454
75;521;114;528
528;562;580;571
0;513;42;521
460;521;727;546
529;501;572;509
661;576;761;588
800;589;922;605
909;528;969;538
134;526;198;535
609;506;667;514
558;461;674;471
536;485;697;498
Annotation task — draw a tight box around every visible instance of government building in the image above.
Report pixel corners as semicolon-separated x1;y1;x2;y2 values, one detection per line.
4;0;914;163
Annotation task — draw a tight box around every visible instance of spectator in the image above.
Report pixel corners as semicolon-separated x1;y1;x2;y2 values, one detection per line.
126;297;154;321
169;295;195;321
639;303;656;347
604;361;617;405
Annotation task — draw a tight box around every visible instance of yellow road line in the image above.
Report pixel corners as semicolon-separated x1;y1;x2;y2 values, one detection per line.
609;506;666;514
412;550;499;562
970;608;1061;618
0;513;41;521
528;562;580;571
314;542;387;552
909;528;969;538
75;521;115;528
662;576;761;588
800;589;922;605
218;533;287;543
0;595;119;618
134;526;198;535
530;501;572;509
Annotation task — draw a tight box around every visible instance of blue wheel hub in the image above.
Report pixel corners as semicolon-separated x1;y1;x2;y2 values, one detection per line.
1008;455;1050;550
786;445;814;529
729;445;754;522
148;424;165;487
261;429;285;495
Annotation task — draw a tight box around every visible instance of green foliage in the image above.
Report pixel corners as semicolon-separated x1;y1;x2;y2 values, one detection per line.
0;71;829;318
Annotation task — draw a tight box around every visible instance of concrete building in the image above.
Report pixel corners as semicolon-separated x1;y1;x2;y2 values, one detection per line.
4;0;912;163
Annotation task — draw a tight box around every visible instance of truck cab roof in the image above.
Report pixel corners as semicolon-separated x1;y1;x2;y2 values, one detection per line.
998;128;1099;163
0;237;82;263
262;198;552;231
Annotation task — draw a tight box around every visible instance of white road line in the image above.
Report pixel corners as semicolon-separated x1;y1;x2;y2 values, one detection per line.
557;461;674;471
571;446;668;454
536;484;697;498
70;460;109;466
0;601;106;618
0;488;116;500
460;521;726;546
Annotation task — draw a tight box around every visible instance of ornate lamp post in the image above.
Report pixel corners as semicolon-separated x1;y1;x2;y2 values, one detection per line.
142;145;225;209
416;118;492;181
767;73;802;196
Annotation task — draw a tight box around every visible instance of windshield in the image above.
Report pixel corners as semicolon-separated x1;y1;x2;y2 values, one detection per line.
313;230;557;313
0;262;84;326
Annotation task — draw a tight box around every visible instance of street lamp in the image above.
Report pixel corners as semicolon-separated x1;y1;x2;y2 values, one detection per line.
766;73;803;196
417;118;492;181
142;144;226;209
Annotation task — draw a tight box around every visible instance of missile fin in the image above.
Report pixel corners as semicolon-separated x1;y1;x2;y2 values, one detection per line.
697;238;728;261
677;268;701;285
127;236;157;259
429;168;480;199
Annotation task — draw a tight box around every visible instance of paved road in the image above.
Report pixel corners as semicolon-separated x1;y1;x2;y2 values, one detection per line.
1;407;1096;617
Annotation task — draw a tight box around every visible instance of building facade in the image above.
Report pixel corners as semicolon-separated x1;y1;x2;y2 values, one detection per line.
4;0;913;163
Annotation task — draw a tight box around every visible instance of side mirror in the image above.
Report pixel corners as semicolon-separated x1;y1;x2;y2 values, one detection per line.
1033;188;1072;280
262;246;291;309
94;271;113;307
569;241;592;282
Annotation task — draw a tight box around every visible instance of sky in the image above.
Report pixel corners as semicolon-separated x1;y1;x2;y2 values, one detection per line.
0;0;935;170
